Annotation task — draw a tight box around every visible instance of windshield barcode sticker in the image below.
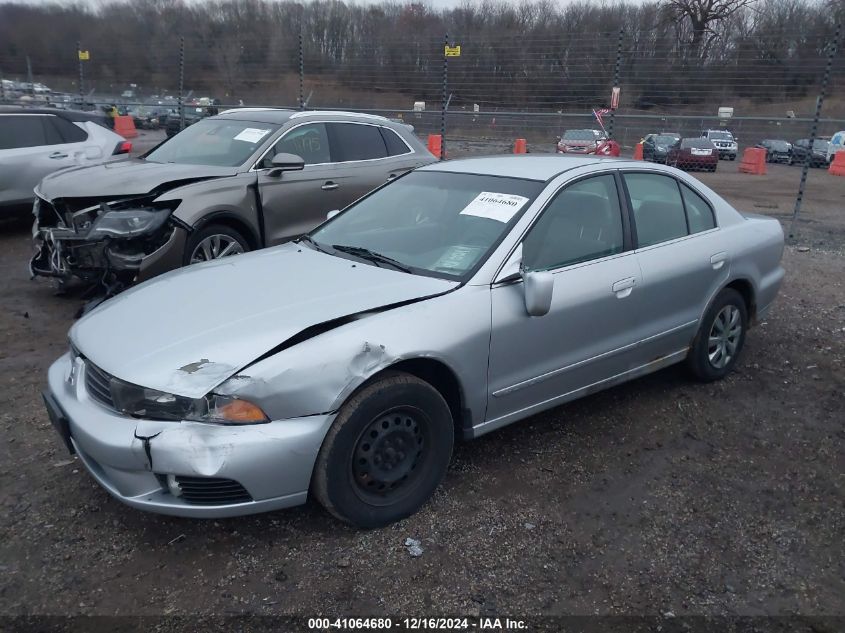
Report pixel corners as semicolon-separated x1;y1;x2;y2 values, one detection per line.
233;128;271;143
460;192;529;223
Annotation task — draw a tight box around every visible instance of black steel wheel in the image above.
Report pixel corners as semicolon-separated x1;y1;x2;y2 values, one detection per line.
313;371;454;528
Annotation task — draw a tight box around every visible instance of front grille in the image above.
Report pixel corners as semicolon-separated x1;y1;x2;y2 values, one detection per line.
174;476;253;505
84;361;116;409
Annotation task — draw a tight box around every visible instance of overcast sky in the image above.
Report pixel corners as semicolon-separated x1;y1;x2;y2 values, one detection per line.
14;0;650;10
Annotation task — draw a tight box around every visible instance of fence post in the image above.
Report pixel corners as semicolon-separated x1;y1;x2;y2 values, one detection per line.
790;22;841;240
299;30;305;110
76;42;83;101
440;34;449;161
26;56;34;99
178;36;185;131
608;27;623;140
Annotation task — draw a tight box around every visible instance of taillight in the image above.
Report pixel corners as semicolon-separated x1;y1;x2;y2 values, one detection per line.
113;141;132;155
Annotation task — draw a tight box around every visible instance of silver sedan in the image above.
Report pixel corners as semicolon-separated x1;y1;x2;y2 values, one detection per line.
43;155;785;527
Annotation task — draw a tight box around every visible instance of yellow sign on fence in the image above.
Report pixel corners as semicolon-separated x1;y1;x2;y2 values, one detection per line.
78;50;90;61
444;45;461;57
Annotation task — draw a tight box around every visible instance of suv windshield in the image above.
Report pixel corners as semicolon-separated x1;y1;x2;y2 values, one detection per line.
145;119;279;166
654;135;679;145
708;131;734;141
813;139;830;150
562;130;596;141
310;171;544;280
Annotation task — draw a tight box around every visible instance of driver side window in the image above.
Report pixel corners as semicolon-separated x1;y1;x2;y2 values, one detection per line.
260;123;330;168
522;174;624;271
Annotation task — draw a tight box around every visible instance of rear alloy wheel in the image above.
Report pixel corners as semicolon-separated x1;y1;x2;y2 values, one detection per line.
185;224;249;266
313;372;454;528
687;288;748;381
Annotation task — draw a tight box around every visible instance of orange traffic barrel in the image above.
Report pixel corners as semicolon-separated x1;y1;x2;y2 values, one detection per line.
427;134;443;159
738;147;766;175
513;138;527;154
113;115;138;139
633;142;644;160
829;150;845;176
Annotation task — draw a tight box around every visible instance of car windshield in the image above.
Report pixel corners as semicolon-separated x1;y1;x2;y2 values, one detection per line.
562;130;596;141
813;139;829;150
310;171;544;280
769;141;790;151
654;135;678;145
709;131;733;140
144;119;279;167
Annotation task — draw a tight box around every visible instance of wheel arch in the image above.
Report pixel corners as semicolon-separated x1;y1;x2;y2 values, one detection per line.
192;211;261;250
724;277;757;323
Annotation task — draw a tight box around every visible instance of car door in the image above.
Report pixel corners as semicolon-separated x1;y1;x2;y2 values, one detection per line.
0;115;78;205
325;122;403;203
256;122;347;245
486;173;645;425
622;171;728;360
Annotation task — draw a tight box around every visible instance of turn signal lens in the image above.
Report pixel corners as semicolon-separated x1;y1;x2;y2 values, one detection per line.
215;398;269;423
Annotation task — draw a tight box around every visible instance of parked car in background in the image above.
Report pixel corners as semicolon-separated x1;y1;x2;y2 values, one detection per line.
556;129;606;154
701;129;738;160
791;138;830;167
0;107;130;211
825;130;845;163
642;133;681;163
42;155;784;526
30;109;435;294
165;108;205;137
667;138;718;172
756;140;792;164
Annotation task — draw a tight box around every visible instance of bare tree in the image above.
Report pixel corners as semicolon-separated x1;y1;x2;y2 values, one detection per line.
663;0;759;59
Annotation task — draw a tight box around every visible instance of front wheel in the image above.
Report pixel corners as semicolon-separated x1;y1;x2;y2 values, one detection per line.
184;223;249;266
687;288;748;382
313;372;454;528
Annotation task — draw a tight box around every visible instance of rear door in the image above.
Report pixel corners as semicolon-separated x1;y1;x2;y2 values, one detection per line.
622;171;728;360
0;114;77;206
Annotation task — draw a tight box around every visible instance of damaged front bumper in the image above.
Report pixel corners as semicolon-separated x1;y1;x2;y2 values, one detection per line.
46;353;336;518
29;196;187;288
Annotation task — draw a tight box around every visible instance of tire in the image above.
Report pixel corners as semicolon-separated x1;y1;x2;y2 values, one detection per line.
183;223;250;266
729;154;736;161
687;288;748;382
313;372;454;528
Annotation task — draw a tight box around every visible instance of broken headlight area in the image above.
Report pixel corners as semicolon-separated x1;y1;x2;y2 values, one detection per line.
30;196;177;285
109;378;269;424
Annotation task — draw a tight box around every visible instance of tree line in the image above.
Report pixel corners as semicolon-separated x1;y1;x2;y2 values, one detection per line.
0;0;842;112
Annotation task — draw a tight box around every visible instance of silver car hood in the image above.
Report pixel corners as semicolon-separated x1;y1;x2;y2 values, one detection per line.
38;159;237;200
70;243;458;398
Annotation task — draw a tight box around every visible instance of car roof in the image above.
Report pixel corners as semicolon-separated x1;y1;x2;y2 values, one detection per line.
212;108;402;126
0;106;109;123
419;155;633;181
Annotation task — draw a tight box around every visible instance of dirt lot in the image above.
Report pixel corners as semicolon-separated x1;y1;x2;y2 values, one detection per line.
0;148;843;625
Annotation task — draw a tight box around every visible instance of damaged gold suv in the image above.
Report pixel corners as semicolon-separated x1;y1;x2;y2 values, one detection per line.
30;108;434;295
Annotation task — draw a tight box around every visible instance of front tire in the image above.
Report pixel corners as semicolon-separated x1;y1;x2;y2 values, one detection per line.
184;223;250;266
687;288;748;382
313;372;454;528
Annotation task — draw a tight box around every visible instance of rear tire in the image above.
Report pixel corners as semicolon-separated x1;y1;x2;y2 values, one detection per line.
687;288;748;382
313;372;454;528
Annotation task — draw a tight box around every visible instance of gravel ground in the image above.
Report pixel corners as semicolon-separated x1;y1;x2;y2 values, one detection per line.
0;143;843;624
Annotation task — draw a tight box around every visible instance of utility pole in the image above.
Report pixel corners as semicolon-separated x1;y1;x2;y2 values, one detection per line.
608;28;623;140
178;37;185;131
440;34;449;161
77;41;84;100
27;56;34;97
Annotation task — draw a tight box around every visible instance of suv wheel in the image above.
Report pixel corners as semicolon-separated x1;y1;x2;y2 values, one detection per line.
185;224;249;265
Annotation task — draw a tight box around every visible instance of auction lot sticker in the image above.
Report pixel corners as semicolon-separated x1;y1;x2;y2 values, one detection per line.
233;127;272;143
460;192;529;223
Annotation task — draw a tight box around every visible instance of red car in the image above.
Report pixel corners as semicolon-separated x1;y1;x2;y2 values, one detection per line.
556;129;620;157
666;138;718;172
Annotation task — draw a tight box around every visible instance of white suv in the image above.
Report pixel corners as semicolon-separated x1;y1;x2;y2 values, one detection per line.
0;107;130;210
702;129;738;161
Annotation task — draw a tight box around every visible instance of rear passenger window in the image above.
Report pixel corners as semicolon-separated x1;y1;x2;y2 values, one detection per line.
624;173;688;247
680;183;715;233
0;115;48;149
380;127;410;156
523;174;624;271
264;123;330;166
328;123;387;161
50;117;88;143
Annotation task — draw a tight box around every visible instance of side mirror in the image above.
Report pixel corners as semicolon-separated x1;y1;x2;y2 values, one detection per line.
326;209;341;220
268;153;305;177
522;269;554;317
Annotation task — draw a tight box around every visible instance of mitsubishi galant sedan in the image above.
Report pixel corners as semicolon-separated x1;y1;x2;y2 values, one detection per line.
43;156;785;528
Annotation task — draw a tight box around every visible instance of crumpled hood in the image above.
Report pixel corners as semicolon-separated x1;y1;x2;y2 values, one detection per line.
38;159;237;200
70;243;458;398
